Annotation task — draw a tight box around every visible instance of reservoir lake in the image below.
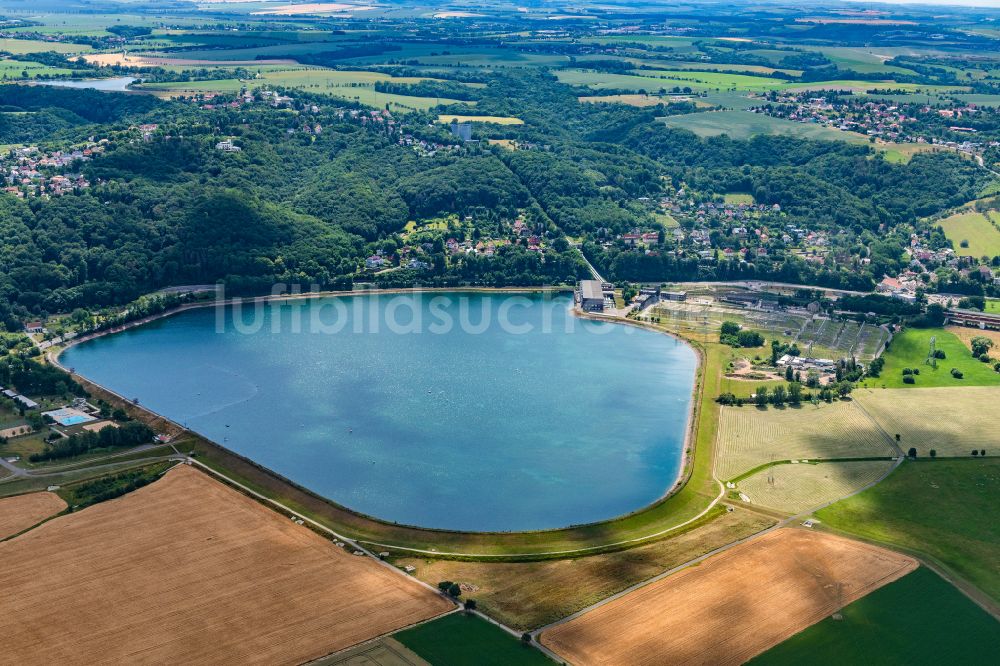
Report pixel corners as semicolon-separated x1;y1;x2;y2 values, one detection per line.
61;292;697;531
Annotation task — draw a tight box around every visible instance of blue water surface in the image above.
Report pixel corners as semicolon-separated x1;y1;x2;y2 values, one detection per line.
62;292;697;531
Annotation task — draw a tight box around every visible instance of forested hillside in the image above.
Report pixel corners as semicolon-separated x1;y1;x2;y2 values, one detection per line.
0;70;988;326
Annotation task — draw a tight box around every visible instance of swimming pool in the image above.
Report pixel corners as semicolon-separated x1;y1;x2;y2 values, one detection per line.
43;408;96;427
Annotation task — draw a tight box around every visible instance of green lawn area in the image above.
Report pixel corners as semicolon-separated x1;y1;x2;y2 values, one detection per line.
816;458;1000;602
655;211;679;228
751;567;1000;665
556;68;789;93
938;209;1000;258
659;110;869;143
876;142;940;164
723;193;755;204
859;328;1000;389
395;613;553;665
987;298;1000;314
0;432;47;461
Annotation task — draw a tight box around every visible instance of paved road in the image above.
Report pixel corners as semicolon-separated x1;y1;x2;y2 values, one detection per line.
0;456;25;478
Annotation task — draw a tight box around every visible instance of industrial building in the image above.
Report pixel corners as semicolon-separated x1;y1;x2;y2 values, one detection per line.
578;280;607;312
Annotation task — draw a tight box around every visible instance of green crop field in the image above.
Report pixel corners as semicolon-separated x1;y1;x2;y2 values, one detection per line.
716;400;898;481
395;613;553;665
876;142;940;164
856;386;1000;457
738;460;895;514
816;458;1000;602
660;110;870;143
621;58;799;77
937;210;1000;258
807;47;920;76
0;38;92;54
628;68;795;90
0;58;73;79
751;567;1000;665
139;68;471;111
557;68;788;93
859;328;1000;389
953;93;1000;108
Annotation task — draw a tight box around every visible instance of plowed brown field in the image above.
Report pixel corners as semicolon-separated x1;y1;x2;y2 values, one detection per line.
539;529;916;666
0;465;451;665
0;492;66;539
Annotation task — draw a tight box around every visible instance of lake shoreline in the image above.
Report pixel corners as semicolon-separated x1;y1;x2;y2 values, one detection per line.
50;286;705;545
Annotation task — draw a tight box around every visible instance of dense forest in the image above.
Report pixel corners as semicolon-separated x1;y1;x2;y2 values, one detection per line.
0;70;989;325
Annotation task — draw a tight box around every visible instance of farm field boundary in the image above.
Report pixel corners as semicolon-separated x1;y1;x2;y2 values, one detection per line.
0;491;66;539
538;528;917;665
0;465;454;665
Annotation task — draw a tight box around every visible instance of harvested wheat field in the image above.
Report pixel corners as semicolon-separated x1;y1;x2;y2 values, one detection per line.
0;465;452;665
539;529;916;666
0;492;66;539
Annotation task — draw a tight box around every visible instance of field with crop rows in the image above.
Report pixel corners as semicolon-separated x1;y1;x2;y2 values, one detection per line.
539;529;917;666
716;401;898;480
393;509;775;631
738;460;896;514
857;386;1000;457
0;492;65;539
0;465;451;665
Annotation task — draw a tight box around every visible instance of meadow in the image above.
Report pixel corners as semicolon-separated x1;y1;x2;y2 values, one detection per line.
876;142;940;164
858;328;1000;389
751;567;1000;665
937;209;1000;258
807;46;920;76
738;460;896;514
660;110;870;143
139;68;473;111
856;386;1000;457
715;400;898;481
817;458;1000;602
0;38;91;54
557;68;787;93
0;58;73;79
